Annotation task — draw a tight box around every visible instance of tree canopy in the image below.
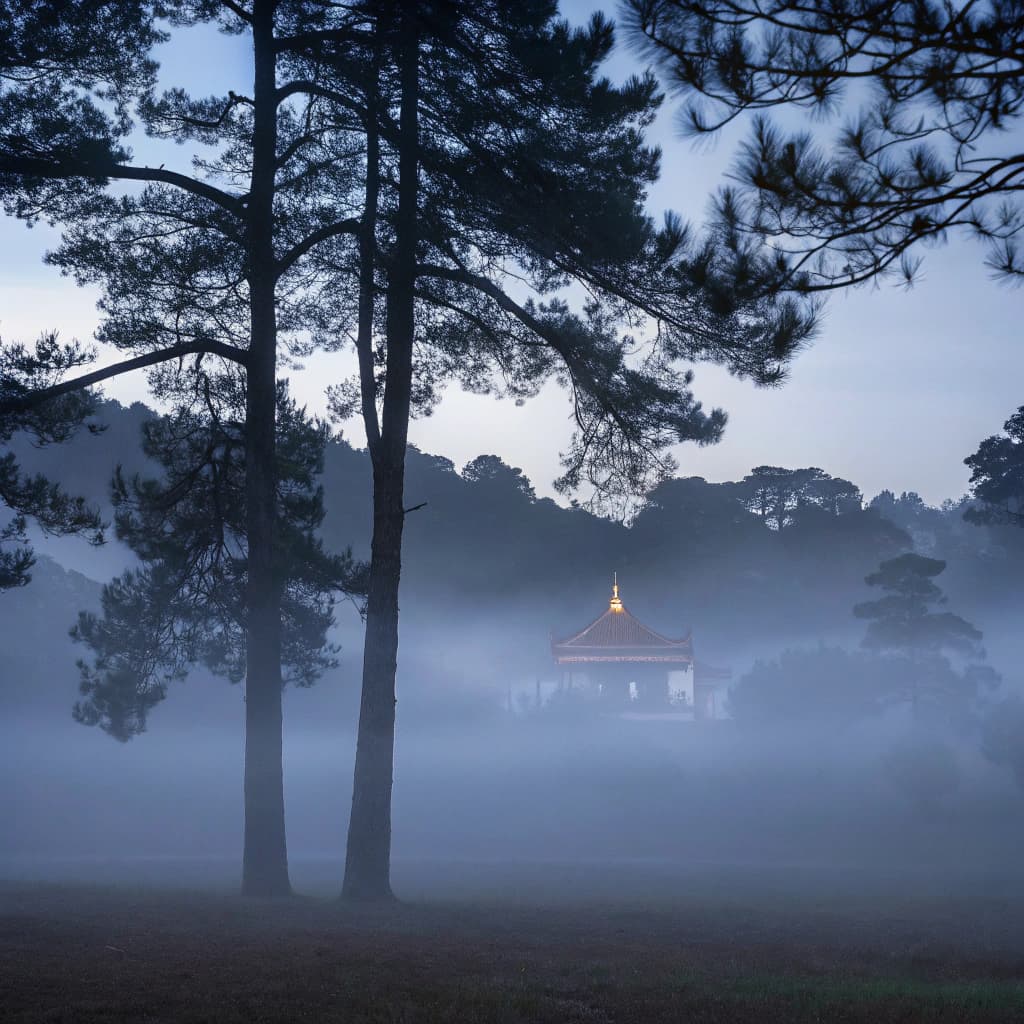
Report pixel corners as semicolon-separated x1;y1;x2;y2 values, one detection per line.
964;406;1024;527
0;0;377;897
309;0;821;901
854;552;991;717
855;553;982;659
735;465;861;530
0;333;105;589
72;384;366;742
626;0;1024;289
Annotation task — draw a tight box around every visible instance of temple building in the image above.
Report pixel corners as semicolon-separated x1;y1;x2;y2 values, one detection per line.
550;576;728;719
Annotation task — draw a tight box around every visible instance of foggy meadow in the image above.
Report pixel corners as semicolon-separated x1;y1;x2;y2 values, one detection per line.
3;1;1024;1022
5;403;1024;878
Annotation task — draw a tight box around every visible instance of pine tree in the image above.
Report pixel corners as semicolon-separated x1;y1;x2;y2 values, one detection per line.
317;1;816;900
1;0;816;901
964;407;1024;528
0;333;105;589
854;553;986;716
71;383;365;743
626;0;1024;288
0;0;375;896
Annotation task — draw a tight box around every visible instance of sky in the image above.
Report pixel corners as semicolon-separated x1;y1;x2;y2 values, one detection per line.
1;3;1020;507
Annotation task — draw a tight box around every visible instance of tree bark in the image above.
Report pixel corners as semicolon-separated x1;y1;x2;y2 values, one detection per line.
342;4;419;902
241;0;290;899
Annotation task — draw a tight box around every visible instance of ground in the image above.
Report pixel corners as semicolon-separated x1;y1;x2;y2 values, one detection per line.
2;861;1024;1022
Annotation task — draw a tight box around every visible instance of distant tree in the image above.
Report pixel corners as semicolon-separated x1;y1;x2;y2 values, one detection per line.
461;455;536;502
736;466;811;530
869;490;928;524
627;0;1024;288
736;466;859;530
72;384;366;742
964;407;1024;527
854;553;987;715
729;646;898;725
737;465;790;528
869;489;959;555
0;334;104;589
634;475;759;544
803;474;862;516
781;504;911;599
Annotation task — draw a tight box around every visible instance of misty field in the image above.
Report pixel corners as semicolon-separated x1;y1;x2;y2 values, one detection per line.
3;861;1024;1023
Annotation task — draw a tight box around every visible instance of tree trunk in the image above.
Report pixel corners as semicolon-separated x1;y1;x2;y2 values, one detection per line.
241;0;290;899
342;464;405;900
342;4;419;902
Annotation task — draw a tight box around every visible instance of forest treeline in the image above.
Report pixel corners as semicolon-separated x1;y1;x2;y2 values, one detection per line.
7;398;1022;705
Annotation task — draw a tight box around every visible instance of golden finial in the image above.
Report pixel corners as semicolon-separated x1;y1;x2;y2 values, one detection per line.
610;571;623;612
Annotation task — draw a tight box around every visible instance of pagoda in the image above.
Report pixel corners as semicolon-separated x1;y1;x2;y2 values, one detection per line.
551;576;727;718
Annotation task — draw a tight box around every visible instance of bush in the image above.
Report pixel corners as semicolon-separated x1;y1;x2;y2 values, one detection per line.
728;646;902;726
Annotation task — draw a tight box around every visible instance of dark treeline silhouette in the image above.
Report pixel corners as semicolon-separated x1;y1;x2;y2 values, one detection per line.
8;398;1024;706
6;399;1024;876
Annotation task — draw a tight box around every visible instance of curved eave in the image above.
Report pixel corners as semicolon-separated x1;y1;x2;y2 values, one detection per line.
553;605;691;647
552;646;694;665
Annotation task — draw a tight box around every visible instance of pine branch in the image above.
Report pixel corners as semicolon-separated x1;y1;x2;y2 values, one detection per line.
1;340;250;416
0;153;245;215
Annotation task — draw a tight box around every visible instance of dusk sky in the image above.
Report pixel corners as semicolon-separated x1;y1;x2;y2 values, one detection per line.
1;1;1019;507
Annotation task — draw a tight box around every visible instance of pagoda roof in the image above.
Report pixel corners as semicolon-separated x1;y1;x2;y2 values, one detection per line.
552;578;693;665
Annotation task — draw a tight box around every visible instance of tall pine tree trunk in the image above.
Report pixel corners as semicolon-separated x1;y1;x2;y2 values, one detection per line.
241;0;290;899
342;4;419;902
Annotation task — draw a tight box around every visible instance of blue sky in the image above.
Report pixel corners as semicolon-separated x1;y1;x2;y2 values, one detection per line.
1;3;1020;506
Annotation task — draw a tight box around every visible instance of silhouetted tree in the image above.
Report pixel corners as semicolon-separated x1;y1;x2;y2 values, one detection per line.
729;646;898;725
8;397;1021;742
633;474;759;547
0;334;104;589
737;465;797;529
627;0;1024;288
735;466;859;530
328;2;817;900
0;0;376;896
870;490;927;526
462;456;536;502
854;553;986;716
964;407;1024;527
72;384;366;743
869;489;949;552
803;474;862;516
781;505;911;618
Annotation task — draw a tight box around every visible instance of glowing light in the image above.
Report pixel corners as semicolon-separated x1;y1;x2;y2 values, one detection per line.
609;571;623;612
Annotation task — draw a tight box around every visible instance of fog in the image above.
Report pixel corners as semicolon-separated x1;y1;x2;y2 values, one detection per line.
4;525;1023;896
3;401;1024;910
7;6;1024;1020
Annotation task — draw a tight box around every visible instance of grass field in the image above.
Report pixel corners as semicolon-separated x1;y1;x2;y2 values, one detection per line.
3;861;1024;1022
